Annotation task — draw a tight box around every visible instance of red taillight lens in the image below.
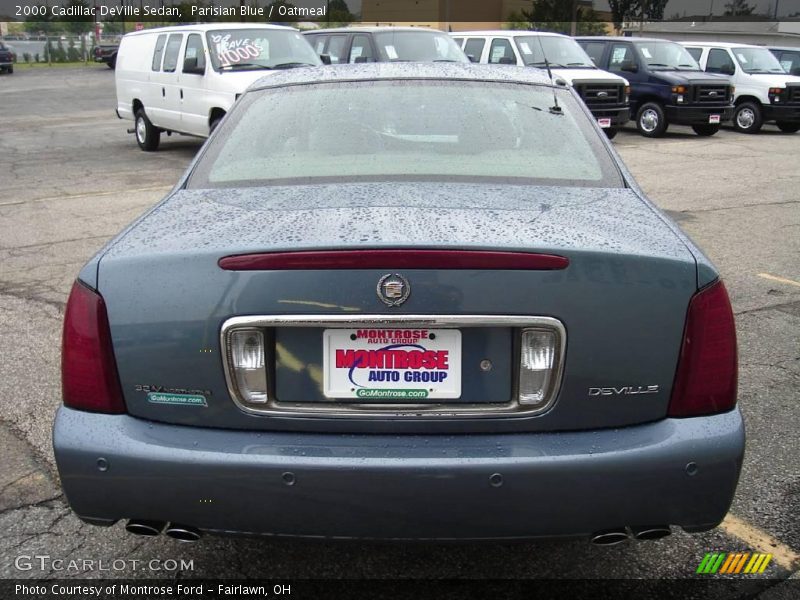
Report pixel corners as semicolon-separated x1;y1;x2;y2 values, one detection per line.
61;281;126;413
668;280;737;417
219;250;569;271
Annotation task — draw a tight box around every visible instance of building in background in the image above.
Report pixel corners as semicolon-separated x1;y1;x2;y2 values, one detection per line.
625;20;800;46
360;0;613;33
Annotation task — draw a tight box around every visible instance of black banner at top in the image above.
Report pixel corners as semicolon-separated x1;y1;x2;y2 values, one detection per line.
2;1;800;25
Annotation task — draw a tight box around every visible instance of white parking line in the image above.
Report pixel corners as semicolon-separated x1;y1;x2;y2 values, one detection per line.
721;514;800;570
758;273;800;289
0;186;171;207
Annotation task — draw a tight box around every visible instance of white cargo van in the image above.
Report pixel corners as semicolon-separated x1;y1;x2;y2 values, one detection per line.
115;24;321;151
451;31;630;137
680;41;800;134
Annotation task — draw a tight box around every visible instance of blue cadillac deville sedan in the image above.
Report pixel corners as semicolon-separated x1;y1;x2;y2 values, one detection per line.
54;64;743;544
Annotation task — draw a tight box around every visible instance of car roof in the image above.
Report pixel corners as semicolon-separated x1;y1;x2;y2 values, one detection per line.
576;36;674;43
767;45;800;51
450;30;565;38
678;41;766;49
249;62;555;91
124;23;294;37
304;26;445;34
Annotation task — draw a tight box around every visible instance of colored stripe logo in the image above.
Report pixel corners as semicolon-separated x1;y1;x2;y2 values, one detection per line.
696;552;772;574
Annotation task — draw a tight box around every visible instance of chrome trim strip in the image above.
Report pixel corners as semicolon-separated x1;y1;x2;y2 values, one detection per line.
221;315;566;419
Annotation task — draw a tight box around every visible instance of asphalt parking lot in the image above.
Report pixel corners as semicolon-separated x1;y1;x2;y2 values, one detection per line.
0;66;798;588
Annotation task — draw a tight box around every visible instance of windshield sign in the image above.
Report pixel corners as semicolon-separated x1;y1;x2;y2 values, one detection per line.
206;29;320;71
733;48;786;74
515;36;594;68
635;41;700;70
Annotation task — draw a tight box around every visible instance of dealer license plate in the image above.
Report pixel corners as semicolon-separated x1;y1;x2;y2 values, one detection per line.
597;117;612;128
323;328;462;400
709;114;721;124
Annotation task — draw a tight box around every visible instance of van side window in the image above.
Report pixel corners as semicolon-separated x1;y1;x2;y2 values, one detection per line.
464;38;486;61
582;41;606;66
308;34;327;55
777;50;800;75
325;35;348;64
488;38;514;64
609;43;635;70
151;34;167;71
349;34;374;63
162;34;183;73
685;47;703;62
183;34;205;73
706;48;735;74
452;37;464;47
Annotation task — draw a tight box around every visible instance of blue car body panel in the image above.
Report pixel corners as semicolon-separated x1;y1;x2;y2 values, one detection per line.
53;64;743;540
54;407;744;539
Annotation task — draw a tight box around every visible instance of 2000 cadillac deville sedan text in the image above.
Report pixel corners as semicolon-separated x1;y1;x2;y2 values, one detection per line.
54;64;743;544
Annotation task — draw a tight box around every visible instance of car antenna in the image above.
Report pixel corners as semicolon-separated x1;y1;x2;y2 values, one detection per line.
535;34;562;114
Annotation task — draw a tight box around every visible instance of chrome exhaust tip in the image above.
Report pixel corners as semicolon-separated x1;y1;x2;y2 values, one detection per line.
164;523;202;542
125;519;165;537
631;526;671;541
590;528;629;546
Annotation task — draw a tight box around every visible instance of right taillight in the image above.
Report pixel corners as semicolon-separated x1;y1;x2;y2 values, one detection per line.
62;280;126;414
668;280;737;417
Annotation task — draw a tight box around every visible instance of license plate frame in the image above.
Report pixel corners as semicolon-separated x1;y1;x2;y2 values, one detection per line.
322;328;462;401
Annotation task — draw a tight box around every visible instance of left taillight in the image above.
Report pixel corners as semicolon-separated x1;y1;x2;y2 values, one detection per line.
61;280;126;413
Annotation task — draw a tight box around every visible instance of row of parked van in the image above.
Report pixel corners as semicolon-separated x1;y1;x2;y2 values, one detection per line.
114;24;800;151
455;32;800;136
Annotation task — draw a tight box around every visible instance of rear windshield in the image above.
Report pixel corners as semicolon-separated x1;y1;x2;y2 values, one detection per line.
188;80;621;189
372;31;467;63
206;28;320;71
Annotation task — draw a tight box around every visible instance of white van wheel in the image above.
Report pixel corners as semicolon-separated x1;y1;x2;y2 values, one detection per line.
135;109;161;151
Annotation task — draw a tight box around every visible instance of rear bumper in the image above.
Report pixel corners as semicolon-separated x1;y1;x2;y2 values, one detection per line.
665;105;733;125
763;104;800;123
53;407;745;540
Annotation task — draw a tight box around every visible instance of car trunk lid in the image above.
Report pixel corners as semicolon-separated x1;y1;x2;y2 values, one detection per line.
96;182;699;433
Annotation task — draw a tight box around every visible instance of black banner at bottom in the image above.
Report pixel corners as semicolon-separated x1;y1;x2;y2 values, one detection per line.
2;578;797;600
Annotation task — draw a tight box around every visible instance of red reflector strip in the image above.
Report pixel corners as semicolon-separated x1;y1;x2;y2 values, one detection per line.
219;250;569;271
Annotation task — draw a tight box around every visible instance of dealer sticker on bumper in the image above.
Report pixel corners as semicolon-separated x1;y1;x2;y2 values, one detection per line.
323;328;461;400
709;114;721;124
598;118;612;128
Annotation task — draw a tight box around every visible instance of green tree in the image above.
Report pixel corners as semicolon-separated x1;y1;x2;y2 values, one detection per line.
64;0;93;35
67;39;81;61
325;0;356;24
504;10;531;30
724;0;755;16
24;11;57;35
522;0;607;35
55;38;67;62
608;0;669;30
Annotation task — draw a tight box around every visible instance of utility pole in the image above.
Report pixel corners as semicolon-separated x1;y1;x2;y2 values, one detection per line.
570;0;578;36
